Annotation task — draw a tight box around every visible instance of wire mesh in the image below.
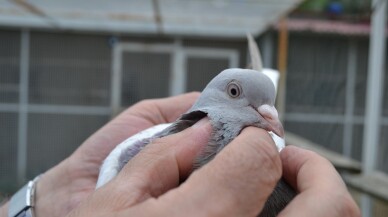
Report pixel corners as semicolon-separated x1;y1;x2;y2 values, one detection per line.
0;30;20;103
0;112;18;193
186;57;229;92
29;32;111;106
121;52;171;106
26;113;109;179
351;124;364;162
283;33;388;173
286;34;348;115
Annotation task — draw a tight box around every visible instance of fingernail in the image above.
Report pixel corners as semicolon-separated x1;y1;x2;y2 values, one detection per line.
192;117;209;129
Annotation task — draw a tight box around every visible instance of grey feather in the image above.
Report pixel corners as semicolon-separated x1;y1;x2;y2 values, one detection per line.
117;111;207;172
259;179;296;217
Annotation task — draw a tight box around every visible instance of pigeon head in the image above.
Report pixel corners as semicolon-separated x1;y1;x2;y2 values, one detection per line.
187;68;284;139
203;68;276;108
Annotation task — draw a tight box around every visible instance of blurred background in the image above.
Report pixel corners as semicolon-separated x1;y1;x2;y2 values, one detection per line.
0;0;387;216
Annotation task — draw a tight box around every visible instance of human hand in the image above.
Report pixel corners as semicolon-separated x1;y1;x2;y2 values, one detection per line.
64;126;360;217
0;92;200;217
0;92;361;217
66;125;282;217
278;146;361;217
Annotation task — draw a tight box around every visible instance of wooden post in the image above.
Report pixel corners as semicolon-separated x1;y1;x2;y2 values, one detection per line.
276;17;289;121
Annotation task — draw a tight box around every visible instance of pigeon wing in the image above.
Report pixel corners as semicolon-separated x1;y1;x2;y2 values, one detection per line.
96;110;206;188
96;123;172;188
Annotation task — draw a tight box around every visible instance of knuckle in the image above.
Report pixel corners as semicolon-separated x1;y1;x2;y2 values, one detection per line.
255;140;282;182
136;99;155;108
299;148;322;161
300;148;335;170
248;133;281;173
237;128;282;183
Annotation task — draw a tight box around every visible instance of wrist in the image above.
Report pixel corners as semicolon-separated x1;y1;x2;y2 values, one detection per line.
34;159;73;216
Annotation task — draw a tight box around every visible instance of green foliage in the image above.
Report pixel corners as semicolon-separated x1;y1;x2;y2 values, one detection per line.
299;0;329;12
298;0;372;14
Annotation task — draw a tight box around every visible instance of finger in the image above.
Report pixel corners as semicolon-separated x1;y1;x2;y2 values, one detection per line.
127;92;201;125
98;92;200;146
278;146;361;217
74;92;200;166
93;118;212;211
125;127;282;217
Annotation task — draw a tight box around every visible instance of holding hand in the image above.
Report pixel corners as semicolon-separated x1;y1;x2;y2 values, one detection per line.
1;92;201;217
65;124;360;217
67;124;282;217
0;93;360;217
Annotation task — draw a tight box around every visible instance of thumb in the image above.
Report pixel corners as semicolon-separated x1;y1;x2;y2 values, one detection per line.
178;127;282;216
88;118;212;212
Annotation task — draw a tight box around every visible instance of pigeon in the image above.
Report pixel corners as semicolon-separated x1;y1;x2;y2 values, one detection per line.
96;35;296;217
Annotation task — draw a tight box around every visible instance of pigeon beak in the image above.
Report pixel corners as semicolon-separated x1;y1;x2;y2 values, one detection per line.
257;104;284;138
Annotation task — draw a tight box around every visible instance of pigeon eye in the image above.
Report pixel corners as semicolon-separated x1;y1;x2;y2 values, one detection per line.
227;82;242;98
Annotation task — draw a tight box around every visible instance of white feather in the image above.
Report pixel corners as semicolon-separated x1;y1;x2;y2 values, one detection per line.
96;123;172;188
262;68;280;93
269;131;285;152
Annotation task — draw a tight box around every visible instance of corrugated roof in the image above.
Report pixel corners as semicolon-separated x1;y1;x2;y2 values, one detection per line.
280;18;388;36
0;0;303;38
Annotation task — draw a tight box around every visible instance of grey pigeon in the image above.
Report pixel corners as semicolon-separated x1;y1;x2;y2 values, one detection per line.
96;36;296;217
